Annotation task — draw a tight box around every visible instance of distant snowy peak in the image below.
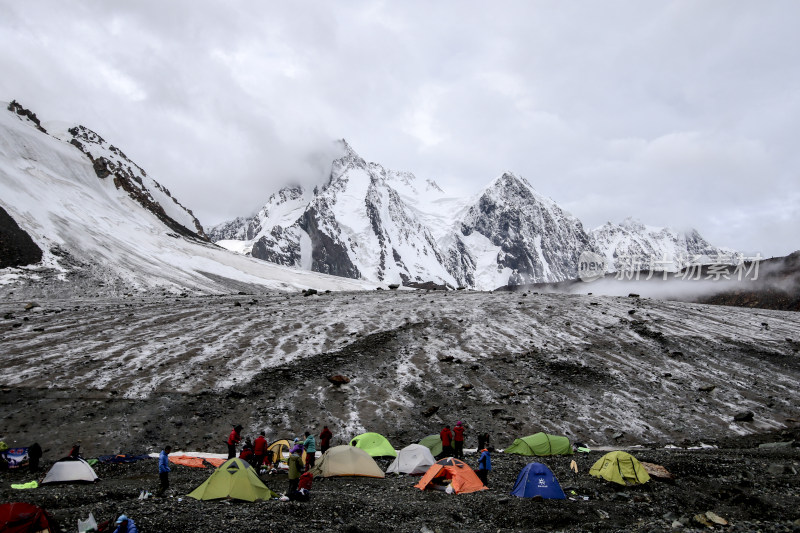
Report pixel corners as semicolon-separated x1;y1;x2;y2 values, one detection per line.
211;141;457;286
455;172;596;286
50;121;207;240
592;217;731;272
208;185;308;243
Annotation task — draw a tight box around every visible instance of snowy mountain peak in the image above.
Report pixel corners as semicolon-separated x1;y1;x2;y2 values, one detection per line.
619;216;647;233
591;218;730;272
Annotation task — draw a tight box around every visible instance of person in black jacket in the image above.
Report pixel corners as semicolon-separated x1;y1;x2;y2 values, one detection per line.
28;442;42;473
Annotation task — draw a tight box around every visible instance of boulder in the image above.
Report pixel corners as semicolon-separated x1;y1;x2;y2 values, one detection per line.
327;375;350;386
733;411;754;422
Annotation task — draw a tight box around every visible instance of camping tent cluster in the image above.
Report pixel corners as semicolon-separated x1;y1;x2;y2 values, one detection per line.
8;430;652;508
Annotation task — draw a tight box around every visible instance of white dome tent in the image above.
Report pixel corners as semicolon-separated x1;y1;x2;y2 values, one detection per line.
42;458;98;484
386;444;436;475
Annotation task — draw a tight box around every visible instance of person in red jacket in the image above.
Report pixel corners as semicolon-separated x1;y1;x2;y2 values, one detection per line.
440;425;453;458
319;425;333;453
453;421;465;459
253;431;268;467
227;425;243;459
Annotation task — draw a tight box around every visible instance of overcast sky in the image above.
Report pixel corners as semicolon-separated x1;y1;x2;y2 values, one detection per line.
2;1;798;257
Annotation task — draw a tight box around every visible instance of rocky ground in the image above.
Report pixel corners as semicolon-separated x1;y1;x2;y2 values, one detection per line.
1;431;799;533
1;289;799;531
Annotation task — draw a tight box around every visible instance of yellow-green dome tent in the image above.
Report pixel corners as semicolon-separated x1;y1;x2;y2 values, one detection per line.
188;458;278;501
505;433;572;456
349;432;397;457
418;435;443;457
589;451;650;486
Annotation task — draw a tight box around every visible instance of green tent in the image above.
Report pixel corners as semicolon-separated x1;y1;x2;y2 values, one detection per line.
506;433;573;456
418;434;443;457
188;458;278;501
349;432;397;457
589;451;650;486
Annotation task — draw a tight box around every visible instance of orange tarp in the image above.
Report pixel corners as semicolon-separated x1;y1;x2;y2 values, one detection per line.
204;458;226;467
169;455;206;468
414;458;487;494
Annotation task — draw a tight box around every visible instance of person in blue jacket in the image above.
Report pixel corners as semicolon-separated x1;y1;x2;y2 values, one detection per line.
112;514;138;533
157;445;171;496
476;447;491;487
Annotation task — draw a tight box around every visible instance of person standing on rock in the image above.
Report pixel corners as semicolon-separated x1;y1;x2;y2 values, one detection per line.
440;425;453;458
319;425;333;453
157;445;171;496
253;431;268;468
287;444;303;494
453;421;465;459
303;431;317;471
476;447;491;487
227;425;242;459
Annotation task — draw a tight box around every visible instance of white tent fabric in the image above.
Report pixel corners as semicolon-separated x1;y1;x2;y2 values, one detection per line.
386;443;436;475
42;458;98;484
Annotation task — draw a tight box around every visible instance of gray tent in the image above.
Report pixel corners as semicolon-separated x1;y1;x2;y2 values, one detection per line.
42;458;98;484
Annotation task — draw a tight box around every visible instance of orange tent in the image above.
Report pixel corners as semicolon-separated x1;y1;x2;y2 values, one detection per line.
414;457;488;494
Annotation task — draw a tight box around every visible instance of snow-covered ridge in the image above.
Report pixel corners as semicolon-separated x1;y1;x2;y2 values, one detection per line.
592;216;734;272
0;101;379;294
49;122;206;239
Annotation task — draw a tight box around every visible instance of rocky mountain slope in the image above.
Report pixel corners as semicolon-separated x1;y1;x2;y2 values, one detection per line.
0;101;377;296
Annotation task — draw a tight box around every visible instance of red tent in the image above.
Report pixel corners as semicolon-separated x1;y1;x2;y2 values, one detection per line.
0;502;57;533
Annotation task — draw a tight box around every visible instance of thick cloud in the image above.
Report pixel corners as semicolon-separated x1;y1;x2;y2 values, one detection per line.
1;0;797;257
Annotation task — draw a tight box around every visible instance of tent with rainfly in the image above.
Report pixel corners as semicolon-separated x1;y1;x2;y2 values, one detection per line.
41;458;98;484
589;451;650;486
188;458;278;501
511;462;566;499
310;445;385;478
415;457;487;494
268;439;306;465
349;432;397;457
386;444;436;475
418;434;443;458
506;433;573;456
0;502;58;533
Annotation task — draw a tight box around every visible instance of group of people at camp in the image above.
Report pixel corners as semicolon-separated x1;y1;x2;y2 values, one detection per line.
226;424;334;471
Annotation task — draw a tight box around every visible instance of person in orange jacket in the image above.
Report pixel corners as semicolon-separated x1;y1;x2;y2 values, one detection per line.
227;424;243;459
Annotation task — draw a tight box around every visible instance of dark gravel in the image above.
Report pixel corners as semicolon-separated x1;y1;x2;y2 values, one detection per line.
2;434;799;532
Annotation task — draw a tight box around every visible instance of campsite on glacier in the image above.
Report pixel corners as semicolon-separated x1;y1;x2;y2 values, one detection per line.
1;98;799;532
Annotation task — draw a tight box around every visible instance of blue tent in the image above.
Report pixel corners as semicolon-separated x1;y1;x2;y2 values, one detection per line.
510;462;566;499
